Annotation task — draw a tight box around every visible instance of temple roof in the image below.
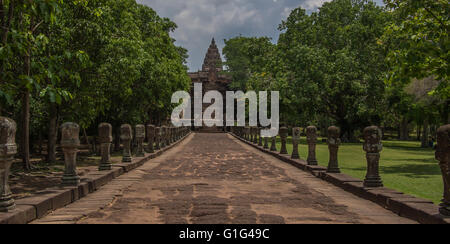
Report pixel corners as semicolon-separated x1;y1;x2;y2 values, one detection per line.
202;38;223;73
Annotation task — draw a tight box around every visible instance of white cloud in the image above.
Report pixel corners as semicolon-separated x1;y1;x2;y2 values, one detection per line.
300;0;332;10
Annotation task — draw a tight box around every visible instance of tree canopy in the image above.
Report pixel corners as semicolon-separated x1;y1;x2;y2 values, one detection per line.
0;0;190;169
223;0;448;142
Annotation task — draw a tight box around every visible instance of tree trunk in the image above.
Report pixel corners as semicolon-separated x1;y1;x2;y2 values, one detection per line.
38;130;43;155
444;100;450;124
114;127;121;152
416;124;421;141
47;104;58;163
340;122;357;143
21;90;31;171
421;119;429;148
21;36;32;171
82;127;93;155
399;117;409;141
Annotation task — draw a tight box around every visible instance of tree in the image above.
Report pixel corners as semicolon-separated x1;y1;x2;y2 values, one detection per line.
222;36;275;91
383;0;449;124
277;0;390;141
1;0;190;168
0;0;61;170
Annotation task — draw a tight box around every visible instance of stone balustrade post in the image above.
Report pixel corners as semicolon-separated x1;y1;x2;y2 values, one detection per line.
280;127;288;155
135;125;145;157
250;127;254;143
436;125;450;216
166;127;170;146
155;127;161;150
292;127;301;159
264;135;269;150
98;123;112;171
61;122;81;185
172;127;176;142
253;127;258;144
251;127;255;143
0;117;17;212
327;126;341;173
121;124;133;163
161;126;167;148
363;126;384;188
306;126;318;166
166;127;170;144
167;127;171;145
258;128;263;146
146;125;155;153
245;127;250;141
270;136;277;152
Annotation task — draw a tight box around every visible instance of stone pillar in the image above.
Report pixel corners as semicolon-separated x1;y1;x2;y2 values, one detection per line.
258;128;263;146
98;123;113;171
167;127;171;144
135;125;145;157
264;136;269;150
306;126;318;166
436;125;450;216
291;128;301;159
161;126;166;148
155;127;161;150
280;127;288;155
61;122;81;185
172;127;176;142
121;124;133;163
270;136;277;152
146;125;155;153
165;127;169;145
327;126;341;173
165;127;169;146
0;117;17;212
363;126;384;188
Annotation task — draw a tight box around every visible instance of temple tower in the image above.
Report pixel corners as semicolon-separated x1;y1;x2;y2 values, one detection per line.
188;38;232;132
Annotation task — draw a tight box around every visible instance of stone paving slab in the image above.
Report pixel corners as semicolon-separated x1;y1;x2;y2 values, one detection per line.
0;132;191;224
231;133;448;224
37;133;421;224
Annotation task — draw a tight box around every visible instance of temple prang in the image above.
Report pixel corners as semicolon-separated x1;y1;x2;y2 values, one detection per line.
189;38;232;132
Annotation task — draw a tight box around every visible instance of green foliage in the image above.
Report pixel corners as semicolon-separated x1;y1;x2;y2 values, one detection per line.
222;36;275;90
0;0;190;160
383;0;449;100
223;0;390;140
224;0;447;139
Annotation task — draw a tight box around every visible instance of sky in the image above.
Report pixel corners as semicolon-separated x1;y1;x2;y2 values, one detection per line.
137;0;384;72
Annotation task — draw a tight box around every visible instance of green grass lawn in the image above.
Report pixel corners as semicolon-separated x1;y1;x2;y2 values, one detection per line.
273;137;442;204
